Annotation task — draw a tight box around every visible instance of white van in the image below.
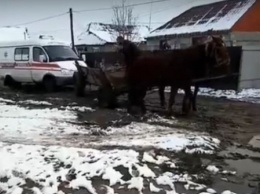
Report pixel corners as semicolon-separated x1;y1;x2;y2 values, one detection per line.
0;39;87;91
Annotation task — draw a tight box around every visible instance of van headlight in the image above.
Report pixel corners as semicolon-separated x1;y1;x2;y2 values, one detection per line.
61;68;74;75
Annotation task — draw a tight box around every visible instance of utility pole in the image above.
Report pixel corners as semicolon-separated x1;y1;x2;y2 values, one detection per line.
148;0;153;30
69;8;76;52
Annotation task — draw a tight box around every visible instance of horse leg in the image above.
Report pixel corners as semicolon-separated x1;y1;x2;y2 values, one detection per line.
159;85;166;108
127;85;137;114
138;87;147;114
192;83;199;111
167;86;178;115
182;86;192;115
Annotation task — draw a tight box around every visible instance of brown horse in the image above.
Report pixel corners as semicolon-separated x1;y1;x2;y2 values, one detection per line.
158;36;230;112
117;36;230;115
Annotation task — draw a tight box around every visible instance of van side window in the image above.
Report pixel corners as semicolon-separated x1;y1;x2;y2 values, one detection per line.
33;47;47;62
14;48;29;61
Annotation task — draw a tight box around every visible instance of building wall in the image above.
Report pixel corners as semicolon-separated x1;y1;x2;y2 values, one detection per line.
230;32;260;47
76;44;117;53
232;0;260;32
146;34;234;49
239;45;260;89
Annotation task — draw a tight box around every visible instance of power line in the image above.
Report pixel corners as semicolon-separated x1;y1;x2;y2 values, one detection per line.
4;12;68;27
74;0;170;13
138;1;188;18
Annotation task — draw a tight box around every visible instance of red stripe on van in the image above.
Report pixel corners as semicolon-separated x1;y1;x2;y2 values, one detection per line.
31;63;60;68
0;62;61;71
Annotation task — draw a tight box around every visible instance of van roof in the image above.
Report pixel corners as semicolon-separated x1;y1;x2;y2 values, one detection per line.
0;39;71;47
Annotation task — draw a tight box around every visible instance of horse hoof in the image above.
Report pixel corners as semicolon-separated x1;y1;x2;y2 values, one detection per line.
166;110;173;116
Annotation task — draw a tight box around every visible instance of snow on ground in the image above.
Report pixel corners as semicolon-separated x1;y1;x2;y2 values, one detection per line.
0;97;220;154
0;101;89;140
163;87;260;104
0;96;239;193
0;142;221;194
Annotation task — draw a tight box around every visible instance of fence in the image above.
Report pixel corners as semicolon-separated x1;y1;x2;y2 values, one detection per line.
80;46;242;90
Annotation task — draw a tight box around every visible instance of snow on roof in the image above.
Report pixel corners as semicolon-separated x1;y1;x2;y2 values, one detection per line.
0;26;29;41
147;0;256;38
0;39;70;47
76;22;150;45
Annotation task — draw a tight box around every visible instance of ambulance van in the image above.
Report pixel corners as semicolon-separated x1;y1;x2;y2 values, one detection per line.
0;39;87;91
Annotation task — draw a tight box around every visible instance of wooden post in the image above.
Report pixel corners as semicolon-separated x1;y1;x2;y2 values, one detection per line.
69;8;76;52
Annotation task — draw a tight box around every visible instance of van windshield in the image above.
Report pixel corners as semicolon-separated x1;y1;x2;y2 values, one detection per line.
43;45;79;62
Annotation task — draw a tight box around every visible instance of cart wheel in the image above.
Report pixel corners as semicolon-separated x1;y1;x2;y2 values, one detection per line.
97;86;117;109
74;72;85;97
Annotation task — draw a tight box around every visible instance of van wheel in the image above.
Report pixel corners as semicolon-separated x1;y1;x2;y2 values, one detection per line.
4;76;21;89
43;76;56;92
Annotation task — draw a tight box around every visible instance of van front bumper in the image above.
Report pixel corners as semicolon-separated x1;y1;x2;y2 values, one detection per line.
56;76;75;86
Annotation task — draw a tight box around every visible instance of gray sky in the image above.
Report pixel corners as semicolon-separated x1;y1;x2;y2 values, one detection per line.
0;0;221;41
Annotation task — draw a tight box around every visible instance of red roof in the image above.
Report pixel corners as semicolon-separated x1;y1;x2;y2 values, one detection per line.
148;0;255;38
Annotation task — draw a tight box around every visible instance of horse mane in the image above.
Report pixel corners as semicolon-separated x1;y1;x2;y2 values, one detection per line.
121;40;141;67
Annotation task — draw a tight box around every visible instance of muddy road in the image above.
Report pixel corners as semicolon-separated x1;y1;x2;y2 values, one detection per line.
0;84;260;194
1;84;260;146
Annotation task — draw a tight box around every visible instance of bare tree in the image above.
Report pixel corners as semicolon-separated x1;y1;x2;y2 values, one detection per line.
111;0;138;41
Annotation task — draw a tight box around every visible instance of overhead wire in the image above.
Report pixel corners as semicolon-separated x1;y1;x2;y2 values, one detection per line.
73;0;170;13
1;12;69;27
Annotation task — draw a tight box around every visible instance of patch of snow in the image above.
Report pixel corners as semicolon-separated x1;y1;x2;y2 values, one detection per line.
221;170;236;175
76;22;150;45
69;177;96;193
185;180;206;191
127;177;144;192
0;97;15;104
197;88;260;103
10;187;23;194
0;142;217;194
95;123;220;154
0;103;87;140
221;191;236;194
156;175;175;190
147;114;177;125
19;100;52;106
62;106;95;112
149;182;161;192
162;87;260;104
102;167;122;186
207;188;217;193
206;165;220;174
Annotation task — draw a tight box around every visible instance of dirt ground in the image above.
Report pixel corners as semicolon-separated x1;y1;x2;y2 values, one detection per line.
1;84;259;147
1;84;260;194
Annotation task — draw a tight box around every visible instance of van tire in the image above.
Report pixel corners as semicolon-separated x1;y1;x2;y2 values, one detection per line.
4;76;21;89
43;76;56;93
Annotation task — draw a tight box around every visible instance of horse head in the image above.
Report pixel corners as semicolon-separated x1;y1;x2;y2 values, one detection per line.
115;36;141;67
115;36;124;53
205;35;231;71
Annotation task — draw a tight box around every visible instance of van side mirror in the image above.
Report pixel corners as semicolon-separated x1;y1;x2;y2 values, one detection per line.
81;54;86;61
39;55;47;63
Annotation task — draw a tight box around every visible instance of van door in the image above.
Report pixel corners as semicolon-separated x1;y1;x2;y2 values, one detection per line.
13;47;33;82
31;47;49;82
